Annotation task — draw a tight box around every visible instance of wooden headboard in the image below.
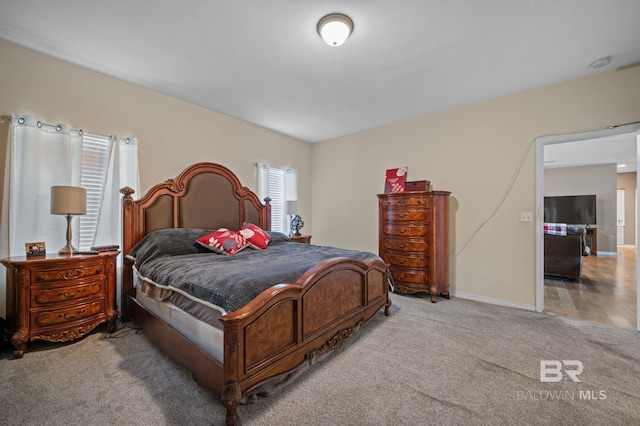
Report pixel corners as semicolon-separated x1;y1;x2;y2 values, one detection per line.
119;162;271;317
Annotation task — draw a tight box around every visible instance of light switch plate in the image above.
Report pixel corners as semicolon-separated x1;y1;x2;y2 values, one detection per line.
520;212;533;222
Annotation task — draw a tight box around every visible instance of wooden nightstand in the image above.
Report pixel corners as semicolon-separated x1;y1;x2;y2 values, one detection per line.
290;235;312;244
1;251;119;358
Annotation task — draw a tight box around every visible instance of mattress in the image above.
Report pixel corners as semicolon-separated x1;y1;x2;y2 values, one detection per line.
135;284;224;362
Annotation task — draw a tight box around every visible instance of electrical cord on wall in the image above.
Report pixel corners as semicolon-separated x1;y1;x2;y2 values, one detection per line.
454;135;539;258
455;121;640;258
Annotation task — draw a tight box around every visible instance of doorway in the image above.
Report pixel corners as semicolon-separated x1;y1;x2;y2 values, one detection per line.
535;124;640;331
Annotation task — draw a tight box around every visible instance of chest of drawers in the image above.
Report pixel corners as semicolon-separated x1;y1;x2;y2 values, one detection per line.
1;252;119;358
377;191;450;302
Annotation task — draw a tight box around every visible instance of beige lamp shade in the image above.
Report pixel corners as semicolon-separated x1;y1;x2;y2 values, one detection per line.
285;200;298;215
51;186;87;215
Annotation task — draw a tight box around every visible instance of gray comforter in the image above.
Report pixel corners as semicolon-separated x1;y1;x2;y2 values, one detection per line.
129;228;382;313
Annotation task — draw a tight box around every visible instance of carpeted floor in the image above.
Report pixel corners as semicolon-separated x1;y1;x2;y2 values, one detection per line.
1;294;639;425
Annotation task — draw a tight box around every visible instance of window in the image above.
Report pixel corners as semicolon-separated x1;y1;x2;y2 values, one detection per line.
256;164;297;233
79;133;112;250
1;116;138;258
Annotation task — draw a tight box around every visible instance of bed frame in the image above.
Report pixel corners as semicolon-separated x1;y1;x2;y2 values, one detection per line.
120;162;391;425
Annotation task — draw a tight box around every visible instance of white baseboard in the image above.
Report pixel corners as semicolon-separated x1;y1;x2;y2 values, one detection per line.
452;291;536;312
597;251;618;257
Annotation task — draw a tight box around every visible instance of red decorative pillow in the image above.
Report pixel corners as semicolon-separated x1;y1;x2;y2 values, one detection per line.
240;222;271;250
196;228;248;255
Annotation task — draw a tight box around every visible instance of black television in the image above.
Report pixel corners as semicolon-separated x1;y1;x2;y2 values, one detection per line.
544;195;597;225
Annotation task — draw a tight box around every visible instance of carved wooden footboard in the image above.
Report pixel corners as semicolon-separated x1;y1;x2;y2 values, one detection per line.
120;162;391;426
220;257;390;425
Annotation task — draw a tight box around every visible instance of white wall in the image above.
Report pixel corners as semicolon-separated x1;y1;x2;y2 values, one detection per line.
544;164;618;254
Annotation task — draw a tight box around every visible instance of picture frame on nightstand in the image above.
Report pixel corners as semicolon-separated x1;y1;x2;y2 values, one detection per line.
25;242;46;256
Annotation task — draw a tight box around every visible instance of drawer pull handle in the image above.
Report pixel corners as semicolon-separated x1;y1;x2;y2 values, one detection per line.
398;200;407;206
60;309;86;321
96;268;102;274
58;289;85;299
36;275;44;281
62;269;83;280
398;213;407;218
399;228;408;234
399;259;407;265
398;244;407;249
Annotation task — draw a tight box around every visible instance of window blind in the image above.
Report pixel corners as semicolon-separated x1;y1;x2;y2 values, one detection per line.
268;167;285;232
256;164;297;233
78;133;113;250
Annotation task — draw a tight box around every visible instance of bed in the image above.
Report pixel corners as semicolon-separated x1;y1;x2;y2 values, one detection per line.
119;162;391;426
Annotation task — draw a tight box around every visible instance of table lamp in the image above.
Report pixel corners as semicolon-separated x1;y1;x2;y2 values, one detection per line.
51;185;87;254
286;200;304;236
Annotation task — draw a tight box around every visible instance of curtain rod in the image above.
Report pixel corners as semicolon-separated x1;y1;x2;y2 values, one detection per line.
16;116;84;135
13;116;136;144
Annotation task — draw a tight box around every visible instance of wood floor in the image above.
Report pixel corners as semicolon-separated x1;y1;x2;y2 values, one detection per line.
544;246;637;329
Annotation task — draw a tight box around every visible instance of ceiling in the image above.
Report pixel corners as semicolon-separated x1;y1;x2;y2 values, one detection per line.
1;1;639;143
544;132;638;173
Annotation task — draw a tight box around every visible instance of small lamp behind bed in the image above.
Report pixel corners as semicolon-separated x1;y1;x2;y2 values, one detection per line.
286;200;304;237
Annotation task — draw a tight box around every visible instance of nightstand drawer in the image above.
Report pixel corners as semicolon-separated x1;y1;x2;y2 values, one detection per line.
290;235;312;244
32;300;104;329
31;280;105;306
32;264;104;284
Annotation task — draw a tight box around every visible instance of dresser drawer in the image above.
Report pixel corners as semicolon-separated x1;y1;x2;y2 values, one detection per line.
31;264;105;284
380;196;429;207
383;253;427;269
382;224;427;237
31;300;104;329
381;208;428;222
31;280;105;307
383;239;428;252
390;268;428;285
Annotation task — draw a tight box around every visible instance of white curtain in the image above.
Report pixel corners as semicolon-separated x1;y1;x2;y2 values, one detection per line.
0;115;139;319
2;116;83;256
93;135;139;308
94;136;139;247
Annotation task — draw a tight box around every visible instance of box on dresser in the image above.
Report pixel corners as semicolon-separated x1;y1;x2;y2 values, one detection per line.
1;251;119;358
377;190;451;303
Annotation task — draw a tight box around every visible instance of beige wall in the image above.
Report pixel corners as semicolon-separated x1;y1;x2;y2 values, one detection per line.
0;39;312;318
312;66;640;308
0;40;312;196
2;37;640;315
544;164;617;254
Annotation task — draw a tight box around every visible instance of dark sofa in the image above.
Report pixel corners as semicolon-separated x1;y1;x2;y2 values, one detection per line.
544;225;589;279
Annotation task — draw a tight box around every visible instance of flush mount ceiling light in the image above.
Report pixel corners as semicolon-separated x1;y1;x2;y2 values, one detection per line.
589;56;612;69
317;13;353;46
